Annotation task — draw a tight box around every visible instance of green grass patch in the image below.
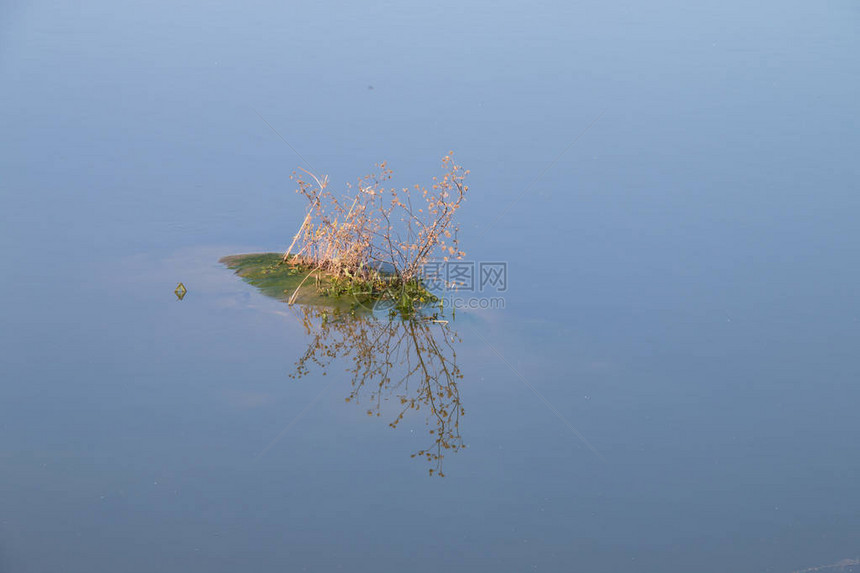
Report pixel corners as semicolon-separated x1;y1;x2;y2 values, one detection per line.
220;253;440;316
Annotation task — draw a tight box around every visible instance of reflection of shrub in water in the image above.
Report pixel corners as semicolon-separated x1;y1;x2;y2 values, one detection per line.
290;307;464;476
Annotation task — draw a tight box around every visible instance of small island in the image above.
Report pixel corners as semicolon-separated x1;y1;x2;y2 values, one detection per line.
222;154;468;316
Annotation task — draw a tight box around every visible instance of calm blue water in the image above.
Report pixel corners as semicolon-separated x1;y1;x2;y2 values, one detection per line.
2;1;860;572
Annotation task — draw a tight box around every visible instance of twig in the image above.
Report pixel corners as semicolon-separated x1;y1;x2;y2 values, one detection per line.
288;268;318;306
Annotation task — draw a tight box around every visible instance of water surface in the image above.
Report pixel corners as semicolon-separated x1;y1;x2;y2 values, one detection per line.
2;1;859;572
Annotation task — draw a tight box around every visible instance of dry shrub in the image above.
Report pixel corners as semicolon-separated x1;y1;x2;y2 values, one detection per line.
283;153;468;306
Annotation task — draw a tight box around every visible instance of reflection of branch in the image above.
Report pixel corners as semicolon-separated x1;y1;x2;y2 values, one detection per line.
290;307;464;476
792;558;860;573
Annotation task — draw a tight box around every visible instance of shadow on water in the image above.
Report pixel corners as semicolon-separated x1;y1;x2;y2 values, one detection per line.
288;306;465;477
